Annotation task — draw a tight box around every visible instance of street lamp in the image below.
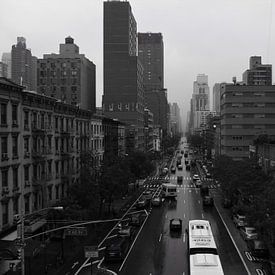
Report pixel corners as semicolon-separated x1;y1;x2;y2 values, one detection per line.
18;206;63;275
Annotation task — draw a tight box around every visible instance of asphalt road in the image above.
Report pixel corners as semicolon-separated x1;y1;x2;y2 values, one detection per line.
119;141;247;275
78;139;248;275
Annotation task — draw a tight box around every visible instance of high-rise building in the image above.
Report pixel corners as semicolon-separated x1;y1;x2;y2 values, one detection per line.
138;32;164;91
243;56;272;86
1;53;11;79
169;102;181;135
190;74;210;133
37;37;96;112
11;37;37;90
103;0;144;151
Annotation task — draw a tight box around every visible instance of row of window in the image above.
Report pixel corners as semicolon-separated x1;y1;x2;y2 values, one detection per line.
223;92;275;97
223;114;275;119
222;124;275;129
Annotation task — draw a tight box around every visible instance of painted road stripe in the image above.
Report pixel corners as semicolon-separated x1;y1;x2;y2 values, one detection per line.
183;233;186;243
159;233;163;242
119;213;150;272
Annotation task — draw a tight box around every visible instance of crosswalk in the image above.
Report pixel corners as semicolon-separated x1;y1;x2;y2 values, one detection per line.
146;176;213;181
143;184;217;189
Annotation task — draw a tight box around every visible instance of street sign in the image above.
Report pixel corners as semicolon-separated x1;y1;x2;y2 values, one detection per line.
65;227;87;236
84;246;99;258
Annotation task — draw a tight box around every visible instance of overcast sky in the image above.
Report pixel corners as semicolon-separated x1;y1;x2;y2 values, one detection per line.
1;0;275;127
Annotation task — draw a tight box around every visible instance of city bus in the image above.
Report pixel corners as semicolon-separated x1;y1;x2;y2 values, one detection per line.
162;183;177;198
188;220;224;275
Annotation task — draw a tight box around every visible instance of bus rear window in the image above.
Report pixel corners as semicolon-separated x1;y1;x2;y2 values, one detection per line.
190;248;217;255
168;188;176;192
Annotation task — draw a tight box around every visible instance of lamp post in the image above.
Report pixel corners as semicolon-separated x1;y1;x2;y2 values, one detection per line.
18;206;63;275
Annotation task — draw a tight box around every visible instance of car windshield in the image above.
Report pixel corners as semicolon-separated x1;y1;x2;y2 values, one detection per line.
247;228;257;234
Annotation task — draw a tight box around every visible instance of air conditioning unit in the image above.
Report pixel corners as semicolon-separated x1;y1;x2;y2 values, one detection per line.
2;186;9;193
25;181;30;187
2;153;8;160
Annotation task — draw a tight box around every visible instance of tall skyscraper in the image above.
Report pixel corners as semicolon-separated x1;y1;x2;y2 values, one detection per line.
190;74;210;133
138;32;164;91
213;82;226;114
243;56;272;86
37;37;96;112
103;0;144;151
1;53;11;79
11;37;37;90
0;62;8;78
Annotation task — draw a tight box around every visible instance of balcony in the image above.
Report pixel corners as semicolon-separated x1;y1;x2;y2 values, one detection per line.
60;128;71;136
1;153;9;162
2;186;10;196
24;151;31;158
32;149;46;160
60;149;70;157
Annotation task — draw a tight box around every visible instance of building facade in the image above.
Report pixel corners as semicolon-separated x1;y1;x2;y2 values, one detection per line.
169;102;181;136
37;37;96;112
103;1;144;151
144;108;154;152
11;37;37;91
102;117;126;158
213;83;226;114
138;32;164;91
220;84;275;160
190;74;210;134
0;77;102;236
1;53;11;79
0;62;8;78
243;56;272;86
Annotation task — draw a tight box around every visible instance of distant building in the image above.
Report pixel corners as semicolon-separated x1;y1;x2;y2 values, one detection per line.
189;74;210;133
243;56;272;86
153;126;161;152
103;1;144;151
37;37;96;112
169;102;181;136
1;53;11;79
0;62;8;78
138;32;164;91
11;37;37;90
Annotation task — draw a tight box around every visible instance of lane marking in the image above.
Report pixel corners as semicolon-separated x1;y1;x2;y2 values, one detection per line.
119;213;149;272
159;233;163;242
215;204;251;275
183;233;186;243
198;200;200;204
202;213;204;219
183;200;185;204
71;261;79;269
184;213;186;219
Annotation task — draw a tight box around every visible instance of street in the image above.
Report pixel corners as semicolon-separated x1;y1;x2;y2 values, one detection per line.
77;140;248;275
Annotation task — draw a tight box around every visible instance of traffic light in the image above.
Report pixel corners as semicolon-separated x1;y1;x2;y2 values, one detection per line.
16;247;22;260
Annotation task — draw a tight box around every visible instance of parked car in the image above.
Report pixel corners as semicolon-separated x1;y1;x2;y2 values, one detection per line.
247;239;269;259
195;179;202;188
171;166;176;173
143;190;152;201
205;172;212;179
222;198;232;208
105;236;129;262
151;196;162;206
178;164;183;170
233;214;248;228
130;213;144;226
118;223;134;239
192;174;200;181
202;195;214;206
177;176;183;184
186;164;190;171
240;227;258;241
136;197;148;209
169;218;182;232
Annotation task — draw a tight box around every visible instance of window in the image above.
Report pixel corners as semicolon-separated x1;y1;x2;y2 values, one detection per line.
255;114;265;118
125;103;129;111
56;185;59;199
232;136;243;140
55;117;58;130
232;125;243;129
12;105;17;125
71;70;77;76
55;137;59;152
12;136;18;158
2;203;8;225
1;103;7;125
254;103;265;108
232;103;243;107
2;169;8;186
48;186;52;201
48;136;52;151
1;136;8;160
48;160;52;175
13;198;19;215
233;92;243;96
109;104;113;111
13;167;18;188
24;166;29;181
24;196;30;214
24;137;29;153
24;111;29;129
